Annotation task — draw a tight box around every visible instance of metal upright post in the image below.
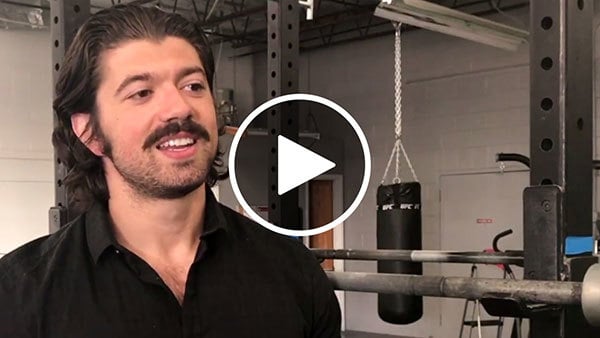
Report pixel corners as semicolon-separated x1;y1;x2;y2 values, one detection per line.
49;0;90;233
267;0;300;230
527;0;597;336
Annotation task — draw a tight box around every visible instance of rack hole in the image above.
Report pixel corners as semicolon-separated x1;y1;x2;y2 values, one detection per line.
541;57;553;70
541;17;553;30
541;98;553;111
541;138;553;151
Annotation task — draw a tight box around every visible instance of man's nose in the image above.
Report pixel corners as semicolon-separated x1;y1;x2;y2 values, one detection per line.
157;85;193;122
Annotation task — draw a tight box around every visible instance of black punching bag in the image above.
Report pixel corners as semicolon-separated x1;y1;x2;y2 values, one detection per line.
377;182;423;324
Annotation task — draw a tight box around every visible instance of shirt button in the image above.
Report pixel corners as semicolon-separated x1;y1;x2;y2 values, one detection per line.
115;249;120;254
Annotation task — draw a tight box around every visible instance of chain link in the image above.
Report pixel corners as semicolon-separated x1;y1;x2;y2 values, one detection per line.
381;23;418;184
394;23;403;140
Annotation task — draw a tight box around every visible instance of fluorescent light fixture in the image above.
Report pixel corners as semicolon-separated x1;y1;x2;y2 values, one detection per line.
299;0;315;20
374;0;528;51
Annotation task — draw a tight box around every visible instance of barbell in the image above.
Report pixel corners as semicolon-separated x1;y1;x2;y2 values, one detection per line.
312;249;523;265
314;249;600;326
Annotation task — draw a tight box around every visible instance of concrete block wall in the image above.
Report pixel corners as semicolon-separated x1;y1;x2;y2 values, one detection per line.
299;8;534;338
209;45;254;208
236;8;544;337
0;29;54;255
291;7;600;337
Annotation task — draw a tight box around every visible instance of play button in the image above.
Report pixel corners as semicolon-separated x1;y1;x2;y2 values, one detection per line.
277;135;336;195
229;93;371;237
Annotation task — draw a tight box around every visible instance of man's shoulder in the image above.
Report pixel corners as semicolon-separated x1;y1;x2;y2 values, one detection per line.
0;217;85;286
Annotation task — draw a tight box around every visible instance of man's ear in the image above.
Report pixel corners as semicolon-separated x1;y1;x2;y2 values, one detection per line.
71;113;103;156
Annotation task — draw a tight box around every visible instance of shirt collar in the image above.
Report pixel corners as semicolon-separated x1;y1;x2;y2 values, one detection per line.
85;186;228;264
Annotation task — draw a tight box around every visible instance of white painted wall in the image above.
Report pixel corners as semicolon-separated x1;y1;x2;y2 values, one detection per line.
289;7;600;338
440;171;529;338
211;45;255;209
294;10;529;336
0;29;54;255
223;6;592;337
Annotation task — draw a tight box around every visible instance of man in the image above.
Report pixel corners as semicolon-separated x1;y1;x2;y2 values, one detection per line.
0;5;341;337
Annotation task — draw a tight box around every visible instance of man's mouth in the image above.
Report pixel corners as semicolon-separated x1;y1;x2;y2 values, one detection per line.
156;137;198;150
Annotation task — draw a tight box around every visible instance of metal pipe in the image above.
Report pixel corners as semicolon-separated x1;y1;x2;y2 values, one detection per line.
326;271;582;305
312;249;524;265
496;153;531;168
246;128;320;140
201;5;266;26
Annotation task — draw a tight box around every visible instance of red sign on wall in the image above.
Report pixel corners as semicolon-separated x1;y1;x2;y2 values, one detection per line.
476;218;494;224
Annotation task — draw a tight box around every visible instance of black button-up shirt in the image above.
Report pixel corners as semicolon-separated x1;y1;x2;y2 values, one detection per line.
0;188;341;337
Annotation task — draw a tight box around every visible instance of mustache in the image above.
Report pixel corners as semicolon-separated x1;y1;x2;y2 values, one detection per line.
142;119;211;150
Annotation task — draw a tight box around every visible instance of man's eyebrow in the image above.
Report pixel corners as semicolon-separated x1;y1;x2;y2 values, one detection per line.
114;72;152;97
176;66;206;83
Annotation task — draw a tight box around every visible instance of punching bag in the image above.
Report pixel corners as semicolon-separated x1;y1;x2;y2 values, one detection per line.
377;182;423;324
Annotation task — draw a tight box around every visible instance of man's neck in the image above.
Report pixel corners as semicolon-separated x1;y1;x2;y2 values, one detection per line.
107;181;206;263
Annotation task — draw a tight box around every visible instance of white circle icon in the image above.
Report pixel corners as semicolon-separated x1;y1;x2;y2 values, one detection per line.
229;93;371;237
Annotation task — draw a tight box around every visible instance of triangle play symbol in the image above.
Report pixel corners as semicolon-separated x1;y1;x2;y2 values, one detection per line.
277;135;336;195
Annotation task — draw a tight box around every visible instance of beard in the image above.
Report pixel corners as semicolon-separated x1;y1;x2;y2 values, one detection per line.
100;119;216;200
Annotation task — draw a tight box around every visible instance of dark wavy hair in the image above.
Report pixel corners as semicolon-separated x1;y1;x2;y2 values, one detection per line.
52;4;227;211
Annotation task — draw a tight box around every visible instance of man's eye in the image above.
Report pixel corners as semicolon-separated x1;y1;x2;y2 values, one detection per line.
130;89;152;99
184;83;205;92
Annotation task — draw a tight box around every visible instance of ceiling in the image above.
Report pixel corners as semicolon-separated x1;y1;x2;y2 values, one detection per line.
0;0;529;53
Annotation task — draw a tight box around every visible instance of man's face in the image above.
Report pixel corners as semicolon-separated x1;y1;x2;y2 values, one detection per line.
92;36;217;199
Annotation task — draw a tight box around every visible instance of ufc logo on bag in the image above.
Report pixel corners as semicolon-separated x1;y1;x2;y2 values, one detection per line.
381;204;421;210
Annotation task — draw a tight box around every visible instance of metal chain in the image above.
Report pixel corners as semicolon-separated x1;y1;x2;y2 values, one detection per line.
381;142;398;184
394;23;402;140
381;23;418;184
395;142;401;183
400;140;418;182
